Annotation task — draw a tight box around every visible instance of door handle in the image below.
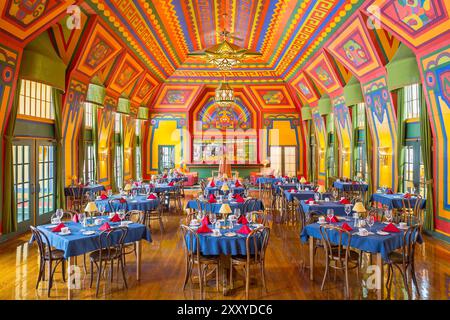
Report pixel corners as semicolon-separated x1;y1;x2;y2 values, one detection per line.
30;183;35;195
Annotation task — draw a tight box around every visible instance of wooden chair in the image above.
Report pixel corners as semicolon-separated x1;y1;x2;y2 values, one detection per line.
89;227;128;297
243;198;260;213
229;226;271;299
108;198;128;213
122;210;145;266
180;225;220;299
68;186;83;212
30;226;66;297
145;193;165;232
319;224;360;298
386;223;421;300
401;194;424;231
61;210;77;221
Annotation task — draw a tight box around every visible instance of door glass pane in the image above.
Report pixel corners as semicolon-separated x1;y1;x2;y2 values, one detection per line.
270;146;282;175
284;147;296;176
37;145;55;216
13;144;31;224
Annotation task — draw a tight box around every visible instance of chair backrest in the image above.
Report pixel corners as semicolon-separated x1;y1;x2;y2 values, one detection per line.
69;185;83;200
200;180;207;192
319;224;353;265
97;227;128;260
249;210;268;226
401;194;423;225
180;225;200;261
243;198;259;213
245;226;270;264
305;210;323;225
195;199;204;216
62;210;77;221
125;210;145;224
30;226;52;259
108;198;128;212
400;223;421;265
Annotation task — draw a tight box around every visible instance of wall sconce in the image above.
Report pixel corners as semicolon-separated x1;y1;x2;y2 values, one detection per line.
125;148;132;157
99;149;108;162
378;146;390;166
342;148;350;162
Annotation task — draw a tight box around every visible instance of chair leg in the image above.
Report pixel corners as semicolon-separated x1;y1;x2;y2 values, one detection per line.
62;260;66;282
36;259;44;289
261;262;267;293
321;256;329;291
229;261;234;290
119;257;128;289
397;265;410;300
216;263;219;292
96;260;103;297
344;265;350;299
197;263;203;300
89;261;94;288
410;262;420;298
245;264;250;300
386;264;392;300
47;260;53;297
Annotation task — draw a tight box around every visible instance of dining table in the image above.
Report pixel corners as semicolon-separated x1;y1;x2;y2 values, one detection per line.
64;184;105;197
185;199;264;214
371;193;426;210
283;190;332;202
300;219;422;300
95;194;160;212
30;217;152;299
300;200;350;216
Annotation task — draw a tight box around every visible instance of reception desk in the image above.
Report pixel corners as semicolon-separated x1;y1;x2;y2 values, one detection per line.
186;163;263;179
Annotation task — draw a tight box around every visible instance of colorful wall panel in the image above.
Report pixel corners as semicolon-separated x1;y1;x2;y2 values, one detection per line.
123;115;136;181
97;105;115;187
248;85;297;110
333;95;353;178
311;107;327;186
153;84;202;110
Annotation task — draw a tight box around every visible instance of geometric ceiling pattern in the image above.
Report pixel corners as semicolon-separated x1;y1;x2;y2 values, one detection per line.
85;0;366;83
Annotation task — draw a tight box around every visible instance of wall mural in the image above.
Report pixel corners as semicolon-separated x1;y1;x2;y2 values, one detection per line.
123;115;136;180
108;53;143;94
249;85;296;109
132;73;158;105
333;96;353;178
97;105;114;185
291;72;319;104
305;51;342;93
0;44;18;135
62;79;87;186
362;76;397;190
420;45;450;235
311;107;327;186
154;85;202;110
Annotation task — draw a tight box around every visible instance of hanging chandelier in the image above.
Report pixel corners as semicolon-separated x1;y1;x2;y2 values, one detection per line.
215;80;234;107
204;40;248;71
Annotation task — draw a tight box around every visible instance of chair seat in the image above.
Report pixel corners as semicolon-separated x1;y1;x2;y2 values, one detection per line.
329;248;360;262
231;254;260;264
191;253;220;264
89;248;120;261
387;251;407;264
44;249;65;260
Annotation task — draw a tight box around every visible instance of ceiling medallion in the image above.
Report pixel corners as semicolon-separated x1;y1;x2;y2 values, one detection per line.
215;79;234;107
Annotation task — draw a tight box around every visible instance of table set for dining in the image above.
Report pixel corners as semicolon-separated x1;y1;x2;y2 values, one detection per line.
64;184;106;197
371;193;426;209
185;198;264;214
95;194;160;212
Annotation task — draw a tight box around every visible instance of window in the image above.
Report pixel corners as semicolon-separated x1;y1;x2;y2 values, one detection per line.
84;102;94;128
327;133;335;177
354;143;367;179
357;102;365;128
193;137;257;163
404;84;420;119
135;119;141;137
13;145;31;224
83;144;95;182
19;79;54;120
136;146;142;180
115;144;123;188
269;146;296;176
403;143;425;195
37;145;55;216
115;113;122;134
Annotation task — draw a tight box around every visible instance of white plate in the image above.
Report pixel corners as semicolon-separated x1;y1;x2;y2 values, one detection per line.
210;233;222;237
45;224;58;229
376;231;389;236
224;232;236;237
317;221;327;224
82;231;95;236
398;225;409;230
58;231;71;236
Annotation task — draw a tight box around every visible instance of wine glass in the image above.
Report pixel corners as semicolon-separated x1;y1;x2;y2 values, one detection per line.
210;213;216;225
99;204;106;217
314;192;320;202
79;212;86;230
55;208;63;221
332;189;338;201
385;209;392;223
344;204;352;219
234;207;241;219
119;209;126;225
108;189;113;197
366;214;375;232
326;209;334;222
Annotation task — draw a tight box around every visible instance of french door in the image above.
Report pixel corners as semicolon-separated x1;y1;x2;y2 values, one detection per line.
13;139;56;233
270;146;297;176
158;145;175;173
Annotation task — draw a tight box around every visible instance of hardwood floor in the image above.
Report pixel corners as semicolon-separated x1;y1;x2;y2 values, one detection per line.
0;190;449;300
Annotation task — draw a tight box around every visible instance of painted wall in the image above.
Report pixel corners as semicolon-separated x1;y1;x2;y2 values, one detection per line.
311;107;327;186
333;95;353;178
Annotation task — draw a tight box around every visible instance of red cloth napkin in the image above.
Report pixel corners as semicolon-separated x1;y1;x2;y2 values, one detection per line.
341;222;353;231
52;223;66;232
101;190;108;196
208;194;216;203
307;198;316;204
134;182;139;186
386;188;394;194
383;223;400;233
110;214;121;222
284;176;289;179
119;198;127;204
269;175;275;178
289;188;297;193
339;198;351;204
100;194;108;200
276;181;282;185
147;194;157;200
235;180;242;187
237;215;248;225
326;216;339;223
72;214;79;223
202;215;210;225
237;224;252;235
209;179;215;187
235;194;245;203
162;174;168;178
196;224;212;233
168;181;175;186
403;193;411;199
99;222;111;231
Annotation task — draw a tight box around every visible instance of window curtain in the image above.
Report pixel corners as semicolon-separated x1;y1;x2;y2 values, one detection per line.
92;106;99;181
351;105;358;177
306;121;312;182
364;106;373;200
133;118;138;180
110;116;117;192
420;86;434;231
52;88;65;209
396;89;406;192
78;112;85;183
2;80;21;233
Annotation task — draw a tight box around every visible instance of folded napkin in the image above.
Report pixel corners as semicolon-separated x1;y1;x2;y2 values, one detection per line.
168;181;175;186
72;214;79;223
235;195;245;203
351;181;357;185
276;181;282;185
134;182;140;186
341;222;353;231
339;198;351;204
119;197;127;204
237;224;252;235
147;194;157;200
208;194;216;203
209;179;216;187
162;174;168;178
101;190;108;196
307;198;316;205
283;176;289;179
237;215;248;225
386;188;394;194
196;224;212;234
52;223;66;232
289;188;297;193
235;180;242;187
326;216;339;223
268;175;275;178
100;194;108;200
403;193;412;199
110;213;121;222
383;223;400;233
99;222;111;231
202;215;210;225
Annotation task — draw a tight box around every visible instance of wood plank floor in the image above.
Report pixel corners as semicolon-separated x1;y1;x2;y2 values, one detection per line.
0;190;449;300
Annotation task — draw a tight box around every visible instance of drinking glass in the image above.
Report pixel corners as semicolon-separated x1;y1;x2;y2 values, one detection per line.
108;189;113;197
79;212;86;229
210;213;216;225
314;193;320;202
332;189;338;201
100;204;106;216
119;210;125;224
367;214;375;232
55;208;63;220
344;204;352;218
326;209;334;222
234;208;241;219
385;209;392;223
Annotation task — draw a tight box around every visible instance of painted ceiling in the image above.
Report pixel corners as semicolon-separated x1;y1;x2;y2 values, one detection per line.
84;0;366;83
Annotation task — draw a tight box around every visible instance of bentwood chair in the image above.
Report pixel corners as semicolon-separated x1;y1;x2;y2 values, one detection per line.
108;198;128;213
61;210;77;221
230;226;270;299
145;193;165;232
319;224;360;299
89;227;128;297
69;185;84;212
122;210;145;266
400;195;424;231
30;226;66;297
386;222;421;300
180;225;220;299
243;198;260;213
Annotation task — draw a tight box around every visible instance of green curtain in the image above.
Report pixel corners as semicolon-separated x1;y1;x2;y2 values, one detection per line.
351;105;358;178
110;113;117;192
420;86;434;231
78;112;85;184
396;89;406;193
2;80;21;233
92;105;99;181
306;121;312;181
52;89;66;209
364;106;373;200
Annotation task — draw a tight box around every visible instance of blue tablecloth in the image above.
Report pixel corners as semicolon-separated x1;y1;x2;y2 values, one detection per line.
95;195;159;212
300;221;422;261
168;176;188;182
333;181;369;192
284;190;333;202
186;199;264;214
300;201;350;216
64;184;105;197
275;183;298;193
133;183;176;194
186;223;264;256
370;193;426;210
205;186;245;196
256;177;281;184
31;218;152;259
